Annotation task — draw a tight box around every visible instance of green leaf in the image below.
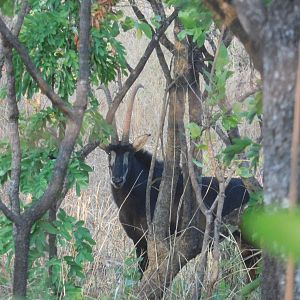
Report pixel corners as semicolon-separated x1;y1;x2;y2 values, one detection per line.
216;44;229;70
248;189;264;208
192;159;203;168
247;143;261;170
41;221;58;235
136;27;143;39
222;114;240;130
222;138;252;165
187;122;202;139
121;16;135;31
177;30;187;41
150;15;161;28
0;87;7;99
0;0;15;16
243;209;300;258
195;143;208;151
236;166;252;178
138;22;152;39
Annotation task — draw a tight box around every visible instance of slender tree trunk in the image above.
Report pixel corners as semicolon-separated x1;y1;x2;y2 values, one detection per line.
262;16;300;299
13;222;31;299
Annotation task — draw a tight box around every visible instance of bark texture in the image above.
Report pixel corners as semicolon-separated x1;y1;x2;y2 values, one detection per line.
138;18;205;299
262;3;300;298
205;1;300;298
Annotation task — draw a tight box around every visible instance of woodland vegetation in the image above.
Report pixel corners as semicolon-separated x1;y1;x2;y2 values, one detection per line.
0;0;299;299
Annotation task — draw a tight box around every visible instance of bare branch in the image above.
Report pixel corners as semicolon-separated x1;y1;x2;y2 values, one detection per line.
223;86;262;116
12;1;30;36
105;9;178;124
4;42;21;215
98;84;119;142
0;17;73;117
236;86;262;103
187;144;207;215
214;124;231;146
0;199;19;223
78;141;100;158
129;0;171;82
155;44;172;83
147;0;166;20
146;0;175;53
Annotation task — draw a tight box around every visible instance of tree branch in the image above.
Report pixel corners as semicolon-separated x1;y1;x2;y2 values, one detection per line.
0;0;30;79
78;6;177;158
203;0;263;73
155;44;172;83
233;0;267;41
23;0;91;223
105;9;178;124
146;0;175;53
129;0;172;82
4;42;21;215
0;16;73;117
0;199;19;223
98;84;119;142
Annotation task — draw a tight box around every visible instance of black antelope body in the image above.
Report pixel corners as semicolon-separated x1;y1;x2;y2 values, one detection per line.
101;85;249;273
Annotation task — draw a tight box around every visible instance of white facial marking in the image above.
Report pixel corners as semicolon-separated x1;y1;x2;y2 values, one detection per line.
123;152;129;180
110;151;116;166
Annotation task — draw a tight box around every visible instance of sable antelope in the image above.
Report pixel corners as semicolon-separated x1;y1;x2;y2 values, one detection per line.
101;85;250;273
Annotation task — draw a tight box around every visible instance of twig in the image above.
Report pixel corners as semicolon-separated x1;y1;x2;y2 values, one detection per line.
105;9;178;124
0;199;19;223
146;0;175;53
98;84;119;142
129;0;171;84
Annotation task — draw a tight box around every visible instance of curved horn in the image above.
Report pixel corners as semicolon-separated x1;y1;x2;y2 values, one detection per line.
122;84;144;144
98;84;119;144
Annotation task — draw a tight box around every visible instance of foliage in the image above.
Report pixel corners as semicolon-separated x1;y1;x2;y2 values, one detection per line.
167;0;212;46
186;41;262;180
101;253;141;299
0;0;128;296
243;208;300;258
187;122;203;139
120;13;154;39
0;0;15;16
13;0;127;100
29;209;95;298
0;208;95;298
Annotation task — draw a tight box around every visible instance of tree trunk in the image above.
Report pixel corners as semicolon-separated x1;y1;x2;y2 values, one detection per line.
202;1;300;298
262;3;300;297
138;18;207;299
13;221;31;299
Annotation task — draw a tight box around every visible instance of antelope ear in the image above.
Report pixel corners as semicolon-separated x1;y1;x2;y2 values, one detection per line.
133;134;150;152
